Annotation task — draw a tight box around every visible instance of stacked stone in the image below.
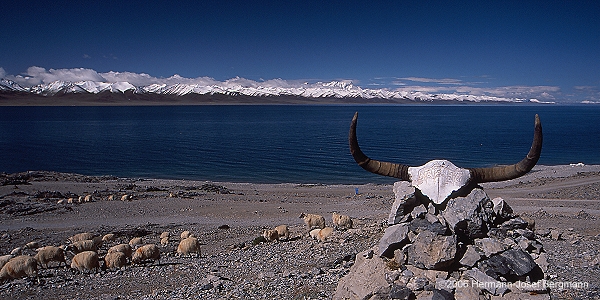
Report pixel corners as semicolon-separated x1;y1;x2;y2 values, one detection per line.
335;181;550;300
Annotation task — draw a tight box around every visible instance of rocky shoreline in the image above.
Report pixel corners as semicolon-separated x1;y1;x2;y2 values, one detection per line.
1;165;600;299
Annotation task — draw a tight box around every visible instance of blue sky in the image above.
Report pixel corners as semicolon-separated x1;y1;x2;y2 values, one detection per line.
1;0;599;103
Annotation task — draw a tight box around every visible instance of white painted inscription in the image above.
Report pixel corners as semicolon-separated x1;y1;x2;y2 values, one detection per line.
408;160;470;205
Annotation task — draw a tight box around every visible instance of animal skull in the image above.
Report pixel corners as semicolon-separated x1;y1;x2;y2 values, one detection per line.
349;112;542;204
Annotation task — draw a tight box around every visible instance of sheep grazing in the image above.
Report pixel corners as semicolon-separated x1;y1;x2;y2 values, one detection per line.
275;225;289;241
262;229;279;242
84;194;92;202
317;227;335;242
129;237;143;247
34;246;66;268
332;212;353;230
71;251;100;273
104;251;127;271
0;255;37;281
10;247;22;256
180;231;191;240
102;233;115;243
160;231;170;239
121;194;131;201
68;240;97;254
107;195;114;201
299;213;326;230
69;232;95;243
108;244;133;261
177;237;201;257
132;244;160;265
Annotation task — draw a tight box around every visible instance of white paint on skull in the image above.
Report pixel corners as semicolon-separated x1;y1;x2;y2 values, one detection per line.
408;160;471;205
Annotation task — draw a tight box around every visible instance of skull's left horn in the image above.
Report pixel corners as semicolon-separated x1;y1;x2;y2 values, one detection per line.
349;112;411;181
468;114;543;183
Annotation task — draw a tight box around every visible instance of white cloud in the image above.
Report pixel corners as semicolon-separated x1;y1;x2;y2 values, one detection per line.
0;67;6;78
399;77;463;85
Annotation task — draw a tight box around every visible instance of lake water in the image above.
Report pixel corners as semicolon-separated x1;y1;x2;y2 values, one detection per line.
1;105;598;184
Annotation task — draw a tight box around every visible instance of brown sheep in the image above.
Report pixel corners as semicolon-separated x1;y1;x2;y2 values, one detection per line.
69;232;95;243
104;251;127;271
0;255;38;281
132;244;160;265
129;237;143;247
71;251;99;273
262;229;279;242
34;246;66;268
0;255;12;270
275;225;290;241
108;244;133;261
332;212;353;230
177;237;201;257
299;213;326;230
68;240;97;254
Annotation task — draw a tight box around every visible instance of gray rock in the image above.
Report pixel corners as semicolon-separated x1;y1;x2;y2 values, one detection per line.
492;197;514;220
479;249;538;279
550;229;562;240
389;284;413;300
411;204;428;219
459;245;481;267
333;248;391;300
407;230;456;270
378;223;409;258
442;188;491;239
408;218;447;235
474;237;506;257
389;182;419;225
463;268;508;296
500;217;529;230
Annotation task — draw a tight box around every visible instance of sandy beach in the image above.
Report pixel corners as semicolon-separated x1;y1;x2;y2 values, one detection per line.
1;164;599;299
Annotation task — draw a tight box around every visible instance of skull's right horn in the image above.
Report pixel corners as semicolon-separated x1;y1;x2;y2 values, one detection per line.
468;114;543;183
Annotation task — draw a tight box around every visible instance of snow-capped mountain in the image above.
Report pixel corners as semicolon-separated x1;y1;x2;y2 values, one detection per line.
0;77;526;103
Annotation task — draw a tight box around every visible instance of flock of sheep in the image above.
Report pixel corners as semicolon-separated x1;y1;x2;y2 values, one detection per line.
263;212;353;243
0;211;353;283
0;229;202;283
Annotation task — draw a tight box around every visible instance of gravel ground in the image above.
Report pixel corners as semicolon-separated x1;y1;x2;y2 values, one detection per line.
1;165;599;299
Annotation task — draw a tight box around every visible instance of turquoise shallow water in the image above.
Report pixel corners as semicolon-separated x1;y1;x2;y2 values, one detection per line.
1;105;598;183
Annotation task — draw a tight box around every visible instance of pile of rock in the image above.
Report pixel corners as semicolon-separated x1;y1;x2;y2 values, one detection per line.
335;181;550;300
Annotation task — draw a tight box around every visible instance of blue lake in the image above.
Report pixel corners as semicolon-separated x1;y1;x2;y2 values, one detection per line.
1;105;598;184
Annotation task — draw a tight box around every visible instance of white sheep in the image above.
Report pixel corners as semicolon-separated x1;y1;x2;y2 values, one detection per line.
121;194;131;201
0;255;38;281
69;232;95;243
10;247;22;256
107;195;114;201
70;251;99;273
160;231;170;239
132;244;160;265
104;251;127;271
34;246;66;268
309;228;321;240
177;237;201;257
262;229;279;242
84;194;92;202
299;213;326;230
129;237;143;246
108;244;133;261
332;212;353;230
275;225;289;241
68;240;97;254
317;227;335;242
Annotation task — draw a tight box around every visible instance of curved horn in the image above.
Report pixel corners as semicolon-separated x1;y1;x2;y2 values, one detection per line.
349;112;411;180
468;114;543;183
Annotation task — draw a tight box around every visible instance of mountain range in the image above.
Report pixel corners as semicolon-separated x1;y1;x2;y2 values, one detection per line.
0;78;532;104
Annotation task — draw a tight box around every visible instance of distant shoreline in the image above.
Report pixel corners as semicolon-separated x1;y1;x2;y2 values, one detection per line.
0;92;552;106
